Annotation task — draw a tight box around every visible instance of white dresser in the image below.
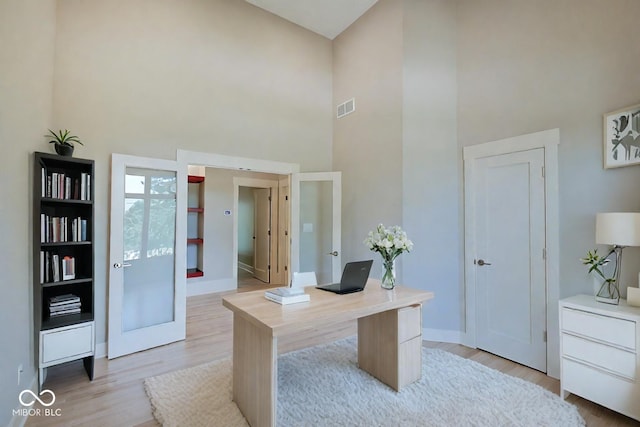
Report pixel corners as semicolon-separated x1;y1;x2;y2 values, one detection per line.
559;295;640;421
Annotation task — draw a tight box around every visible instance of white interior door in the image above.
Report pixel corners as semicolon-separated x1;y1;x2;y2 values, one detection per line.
108;154;186;359
253;188;271;283
473;148;546;371
291;172;341;285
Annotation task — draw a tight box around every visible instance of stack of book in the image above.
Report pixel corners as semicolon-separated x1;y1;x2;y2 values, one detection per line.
49;294;81;317
40;214;88;243
41;169;91;201
264;287;310;305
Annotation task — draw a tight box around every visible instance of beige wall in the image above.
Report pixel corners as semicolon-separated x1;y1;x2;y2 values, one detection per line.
4;2;640;419
458;0;640;375
332;0;404;273
333;0;461;337
202;168;280;281
402;0;459;333
51;0;333;345
457;0;640;299
0;0;57;423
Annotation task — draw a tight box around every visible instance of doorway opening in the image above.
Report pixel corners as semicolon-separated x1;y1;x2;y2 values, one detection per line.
235;176;289;290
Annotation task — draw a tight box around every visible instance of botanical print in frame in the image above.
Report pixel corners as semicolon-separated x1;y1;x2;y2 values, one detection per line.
603;103;640;168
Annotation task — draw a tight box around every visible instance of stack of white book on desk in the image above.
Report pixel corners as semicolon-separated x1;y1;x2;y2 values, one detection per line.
264;287;310;305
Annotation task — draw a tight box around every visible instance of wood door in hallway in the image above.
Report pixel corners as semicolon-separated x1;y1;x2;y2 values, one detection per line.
253;187;271;283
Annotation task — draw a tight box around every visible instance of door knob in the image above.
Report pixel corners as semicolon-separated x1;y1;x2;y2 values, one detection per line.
327;251;339;257
476;259;491;266
113;262;132;268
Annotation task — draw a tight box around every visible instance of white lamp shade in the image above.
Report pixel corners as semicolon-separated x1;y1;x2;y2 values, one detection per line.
596;212;640;246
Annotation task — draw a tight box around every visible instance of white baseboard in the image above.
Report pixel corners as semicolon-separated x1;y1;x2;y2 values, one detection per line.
95;342;107;359
422;328;463;344
238;262;254;274
187;278;236;296
8;375;37;427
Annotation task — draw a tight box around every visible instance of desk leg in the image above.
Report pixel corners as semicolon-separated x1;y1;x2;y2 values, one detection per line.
232;314;277;427
358;305;422;391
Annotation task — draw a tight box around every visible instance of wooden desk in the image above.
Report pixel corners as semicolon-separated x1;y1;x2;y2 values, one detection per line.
222;280;434;427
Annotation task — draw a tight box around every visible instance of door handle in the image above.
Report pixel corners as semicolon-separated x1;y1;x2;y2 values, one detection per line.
113;262;132;268
475;259;491;266
327;251;339;257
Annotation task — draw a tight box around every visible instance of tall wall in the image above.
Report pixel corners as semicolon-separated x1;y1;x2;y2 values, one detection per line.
457;0;640;300
402;0;460;335
0;1;57;424
333;0;460;337
332;0;404;276
51;0;333;346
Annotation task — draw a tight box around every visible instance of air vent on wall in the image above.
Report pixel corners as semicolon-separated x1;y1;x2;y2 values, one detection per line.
337;98;356;119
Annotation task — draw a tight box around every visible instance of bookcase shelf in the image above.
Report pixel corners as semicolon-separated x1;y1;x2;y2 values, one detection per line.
42;278;93;288
187;174;205;279
41;241;92;247
42;312;94;331
33;152;95;390
187;268;204;278
41;198;93;205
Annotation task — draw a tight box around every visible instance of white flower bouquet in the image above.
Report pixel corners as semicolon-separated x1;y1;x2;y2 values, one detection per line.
364;224;413;289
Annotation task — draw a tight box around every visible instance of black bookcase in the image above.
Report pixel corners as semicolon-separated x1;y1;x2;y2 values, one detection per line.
33;152;95;388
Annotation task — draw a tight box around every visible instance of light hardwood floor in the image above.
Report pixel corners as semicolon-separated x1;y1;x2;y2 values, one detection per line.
26;291;639;427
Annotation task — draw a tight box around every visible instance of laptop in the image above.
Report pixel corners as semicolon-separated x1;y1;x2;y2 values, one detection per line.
316;260;373;294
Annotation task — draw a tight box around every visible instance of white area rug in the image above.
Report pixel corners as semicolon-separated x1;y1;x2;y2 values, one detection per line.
144;338;584;427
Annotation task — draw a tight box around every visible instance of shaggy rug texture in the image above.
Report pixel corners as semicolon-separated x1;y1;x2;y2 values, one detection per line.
144;338;584;427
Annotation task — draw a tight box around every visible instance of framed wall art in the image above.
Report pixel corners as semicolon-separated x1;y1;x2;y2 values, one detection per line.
603;103;640;168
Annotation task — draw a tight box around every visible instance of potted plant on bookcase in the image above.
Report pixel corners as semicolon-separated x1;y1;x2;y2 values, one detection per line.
46;129;84;157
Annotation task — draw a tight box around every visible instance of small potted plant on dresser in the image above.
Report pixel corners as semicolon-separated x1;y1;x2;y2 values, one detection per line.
46;129;84;157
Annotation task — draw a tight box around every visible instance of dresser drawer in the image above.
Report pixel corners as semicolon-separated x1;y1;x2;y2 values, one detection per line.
398;335;422;388
561;307;636;349
562;333;636;379
398;305;421;343
562;358;640;421
41;322;94;365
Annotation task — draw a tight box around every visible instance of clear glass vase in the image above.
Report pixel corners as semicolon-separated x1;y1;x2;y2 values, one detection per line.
381;259;396;289
595;278;620;305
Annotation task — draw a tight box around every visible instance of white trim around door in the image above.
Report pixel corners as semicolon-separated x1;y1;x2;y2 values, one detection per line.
176;150;300;292
463;128;560;378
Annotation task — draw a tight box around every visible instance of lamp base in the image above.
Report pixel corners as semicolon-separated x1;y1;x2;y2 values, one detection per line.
595;295;620;305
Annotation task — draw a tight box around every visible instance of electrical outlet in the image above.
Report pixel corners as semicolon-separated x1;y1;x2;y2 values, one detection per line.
17;364;23;385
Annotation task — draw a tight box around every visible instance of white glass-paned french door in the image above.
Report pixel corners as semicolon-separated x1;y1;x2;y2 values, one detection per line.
291;172;342;285
108;154;186;359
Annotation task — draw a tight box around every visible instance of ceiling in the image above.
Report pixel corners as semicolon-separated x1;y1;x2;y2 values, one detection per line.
245;0;379;40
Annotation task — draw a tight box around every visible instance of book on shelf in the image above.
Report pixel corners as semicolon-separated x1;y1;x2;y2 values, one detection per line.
62;256;75;280
41;168;91;200
41;252;83;283
39;251;44;284
51;254;60;282
41;215;88;243
49;307;81;317
49;294;81;305
80;172;90;200
41;167;46;197
44;252;50;283
48;294;82;317
264;290;310;305
50;302;81;312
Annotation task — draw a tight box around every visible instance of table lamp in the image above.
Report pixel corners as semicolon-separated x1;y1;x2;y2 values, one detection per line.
595;212;640;304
